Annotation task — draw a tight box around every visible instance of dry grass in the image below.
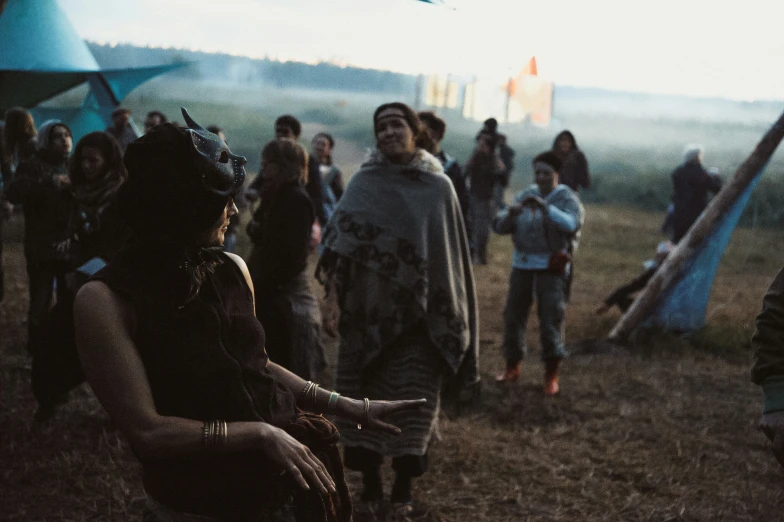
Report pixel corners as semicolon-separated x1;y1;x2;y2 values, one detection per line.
2;204;784;521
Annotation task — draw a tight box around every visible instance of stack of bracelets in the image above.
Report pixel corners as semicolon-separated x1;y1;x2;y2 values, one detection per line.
298;381;370;430
202;419;227;451
201;383;372;450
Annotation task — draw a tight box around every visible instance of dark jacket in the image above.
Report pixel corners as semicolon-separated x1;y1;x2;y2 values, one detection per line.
6;151;72;257
306;153;326;225
498;144;515;187
247;182;315;297
466;153;504;200
436;151;469;219
671;162;722;242
752;267;784;414
553;131;590;192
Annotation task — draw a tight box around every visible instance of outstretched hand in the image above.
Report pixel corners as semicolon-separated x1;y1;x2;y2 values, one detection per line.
340;398;427;435
760;411;784;467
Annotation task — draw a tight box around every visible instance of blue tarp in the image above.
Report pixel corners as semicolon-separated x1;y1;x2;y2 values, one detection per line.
644;166;767;332
0;0;184;140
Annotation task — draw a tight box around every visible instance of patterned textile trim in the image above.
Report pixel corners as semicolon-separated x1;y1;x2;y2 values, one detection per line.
323;211;467;369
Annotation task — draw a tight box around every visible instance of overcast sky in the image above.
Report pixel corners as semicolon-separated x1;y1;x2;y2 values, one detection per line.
59;0;784;101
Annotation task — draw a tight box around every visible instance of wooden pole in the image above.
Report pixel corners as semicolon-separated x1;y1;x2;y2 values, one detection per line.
608;110;784;342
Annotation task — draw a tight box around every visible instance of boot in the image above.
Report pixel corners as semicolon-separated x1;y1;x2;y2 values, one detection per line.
495;361;521;382
543;358;561;395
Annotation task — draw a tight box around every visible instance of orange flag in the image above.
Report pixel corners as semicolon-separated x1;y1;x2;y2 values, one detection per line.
520;56;538;76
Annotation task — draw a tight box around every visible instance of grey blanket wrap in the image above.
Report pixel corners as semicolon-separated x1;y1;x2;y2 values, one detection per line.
319;149;478;379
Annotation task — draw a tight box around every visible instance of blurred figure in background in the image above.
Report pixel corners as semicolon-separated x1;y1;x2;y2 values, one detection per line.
206;124;226;141
465;134;505;264
670;144;722;243
6;120;74;355
418;111;469;223
495;133;516;208
247;138;325;380
311;132;344;223
0;121;13;302
31;131;128;419
105;107;136;153
143;110;168;133
493;151;584;395
595;241;673;315
552;130;590;193
2;107;38;182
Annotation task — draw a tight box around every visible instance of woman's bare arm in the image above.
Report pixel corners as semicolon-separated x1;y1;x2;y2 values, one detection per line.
74;280;335;494
225;253;424;432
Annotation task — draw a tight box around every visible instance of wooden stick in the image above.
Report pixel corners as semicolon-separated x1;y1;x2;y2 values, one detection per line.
608;110;784;342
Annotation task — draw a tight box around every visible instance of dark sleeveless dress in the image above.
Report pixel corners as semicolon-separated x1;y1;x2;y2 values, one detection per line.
91;248;351;522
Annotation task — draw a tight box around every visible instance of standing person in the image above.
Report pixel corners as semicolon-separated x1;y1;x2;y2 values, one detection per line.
318;103;478;518
552;130;590;192
465;134;505;265
105;107;136;153
493;151;584;395
495;133;515;208
246;138;325;381
418;111;469;221
2;108;39;303
31;131;128;418
0;121;14;302
311;132;344;222
670;144;722;243
144;110;168;133
73;109;424;522
752;266;784;469
6;120;74;355
247;115;327;227
2;107;38;182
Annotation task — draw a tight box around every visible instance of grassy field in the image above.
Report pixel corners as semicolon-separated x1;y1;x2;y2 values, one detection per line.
6;83;784;520
2;201;784;521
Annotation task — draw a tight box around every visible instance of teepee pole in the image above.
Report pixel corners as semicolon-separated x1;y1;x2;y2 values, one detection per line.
609;110;784;342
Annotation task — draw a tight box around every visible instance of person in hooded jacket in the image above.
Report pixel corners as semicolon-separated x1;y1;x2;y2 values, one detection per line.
30;131;128;419
6;120;74;355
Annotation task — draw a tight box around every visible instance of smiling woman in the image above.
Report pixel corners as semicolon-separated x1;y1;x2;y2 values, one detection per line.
317;102;479;518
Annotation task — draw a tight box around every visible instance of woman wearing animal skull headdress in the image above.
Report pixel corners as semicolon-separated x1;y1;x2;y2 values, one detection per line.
74;109;424;522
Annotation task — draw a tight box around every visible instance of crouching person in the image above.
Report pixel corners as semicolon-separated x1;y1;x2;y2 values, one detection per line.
74;109;424;522
493;151;584;395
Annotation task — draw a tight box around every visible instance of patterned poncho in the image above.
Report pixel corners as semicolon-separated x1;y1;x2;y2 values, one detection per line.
318;148;478;382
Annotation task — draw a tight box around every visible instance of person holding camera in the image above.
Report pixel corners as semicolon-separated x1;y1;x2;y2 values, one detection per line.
492;151;584;394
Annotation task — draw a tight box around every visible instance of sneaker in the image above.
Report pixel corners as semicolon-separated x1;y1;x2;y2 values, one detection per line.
495;362;521;382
